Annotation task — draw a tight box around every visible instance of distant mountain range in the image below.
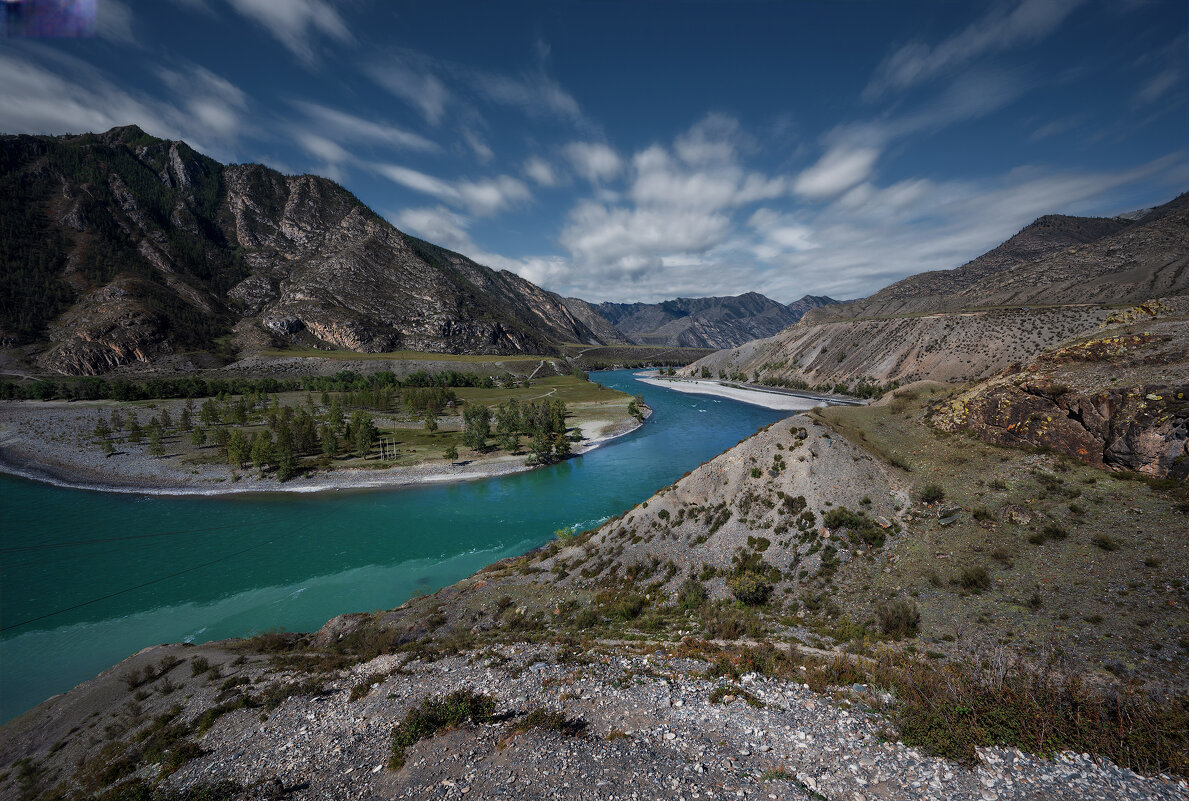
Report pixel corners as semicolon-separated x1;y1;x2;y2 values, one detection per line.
586;292;839;349
0;126;832;375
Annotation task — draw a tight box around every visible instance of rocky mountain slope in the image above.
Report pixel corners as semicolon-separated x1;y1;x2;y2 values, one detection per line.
593;292;836;349
807;195;1188;323
785;294;840;322
686;191;1189;391
0;127;618;376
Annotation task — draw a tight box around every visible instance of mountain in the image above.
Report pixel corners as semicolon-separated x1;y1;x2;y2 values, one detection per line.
785;294;840;322
806;198;1187;323
0;126;618;376
592;292;809;349
687;190;1189;389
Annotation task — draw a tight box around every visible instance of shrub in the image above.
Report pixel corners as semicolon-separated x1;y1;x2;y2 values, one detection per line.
1092;534;1122;552
918;484;946;504
677;578;708;610
702;604;764;639
958;565;991;592
657;509;669;520
390;691;495;769
876;599;921;638
749;467;762;479
971;506;994;521
727;571;772;606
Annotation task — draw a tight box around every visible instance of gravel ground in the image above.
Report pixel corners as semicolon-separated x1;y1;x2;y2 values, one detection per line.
155;643;1188;801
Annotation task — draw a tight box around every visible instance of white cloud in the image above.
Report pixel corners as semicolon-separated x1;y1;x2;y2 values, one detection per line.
456;176;532;216
471;71;582;122
463;129;493;162
225;0;351;63
366;60;449;125
792;146;880;199
864;0;1084;99
295;132;350;163
376;165;531;217
563;142;622;182
393;205;471;250
375;164;460;202
98;0;136;43
291;101;437;153
524;156;561;187
0;51;248;158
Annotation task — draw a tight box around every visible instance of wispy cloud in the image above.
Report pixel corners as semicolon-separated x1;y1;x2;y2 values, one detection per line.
563;142;622;183
524;156;562;187
365;57;450;125
0;49;249;158
375;164;532;217
224;0;351;63
290;100;438;153
864;0;1084;99
792;146;879;199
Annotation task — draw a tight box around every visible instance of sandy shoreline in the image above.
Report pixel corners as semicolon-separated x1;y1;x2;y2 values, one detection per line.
0;407;648;498
635;375;831;410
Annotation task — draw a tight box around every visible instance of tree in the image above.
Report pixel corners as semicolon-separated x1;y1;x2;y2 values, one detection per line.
319;425;338;459
227;428;248;468
423;413;438;433
250;430;274;470
159;407;173;431
700;366;711;379
93;417;111;441
349;411;377;458
276;445;297;482
190;426;207;448
127;416;143;444
101;439;115;457
179;406;192;432
462;405;491;452
199;399;219;427
148;428;164;458
443;444;459;465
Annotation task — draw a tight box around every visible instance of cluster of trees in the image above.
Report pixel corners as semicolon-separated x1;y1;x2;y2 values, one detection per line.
0;375;301;402
461;397;574;464
0;369;522;403
92;392;385;482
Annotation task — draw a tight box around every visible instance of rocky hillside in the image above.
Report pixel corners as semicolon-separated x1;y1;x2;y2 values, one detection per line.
808;195;1188;323
3;372;1187;801
594;292;832;349
0;127;618;376
687;191;1188;390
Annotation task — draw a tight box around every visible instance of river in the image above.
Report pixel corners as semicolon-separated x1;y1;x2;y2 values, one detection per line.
0;371;795;722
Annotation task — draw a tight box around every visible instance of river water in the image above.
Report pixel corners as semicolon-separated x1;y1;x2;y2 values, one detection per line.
0;371;794;722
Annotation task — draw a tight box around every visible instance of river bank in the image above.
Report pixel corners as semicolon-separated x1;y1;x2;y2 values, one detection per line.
0;404;648;497
634;374;842;410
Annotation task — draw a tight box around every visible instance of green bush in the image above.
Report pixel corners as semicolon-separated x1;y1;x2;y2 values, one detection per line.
390;691;495;769
876;599;921;638
727;571;772;606
918;484;946;504
958;565;991;592
677;578;708;610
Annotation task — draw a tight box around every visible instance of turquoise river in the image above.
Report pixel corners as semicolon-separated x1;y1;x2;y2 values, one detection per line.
0;371;793;722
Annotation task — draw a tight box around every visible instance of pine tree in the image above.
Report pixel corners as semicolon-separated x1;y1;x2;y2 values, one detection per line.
443;444;459;465
191;426;207;447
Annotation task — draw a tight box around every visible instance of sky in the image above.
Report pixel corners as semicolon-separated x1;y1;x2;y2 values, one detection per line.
1;0;1186;304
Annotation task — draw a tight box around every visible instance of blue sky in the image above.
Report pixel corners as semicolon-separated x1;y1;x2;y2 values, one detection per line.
2;0;1186;303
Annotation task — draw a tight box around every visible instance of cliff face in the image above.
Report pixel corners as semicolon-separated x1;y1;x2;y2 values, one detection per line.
0;127;617;375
